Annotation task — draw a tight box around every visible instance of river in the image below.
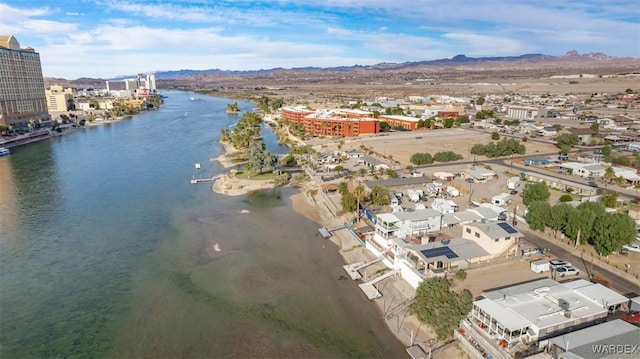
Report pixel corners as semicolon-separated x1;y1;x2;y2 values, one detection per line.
0;91;404;357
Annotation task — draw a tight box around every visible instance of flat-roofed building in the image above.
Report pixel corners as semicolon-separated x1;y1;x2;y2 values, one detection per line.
547;319;640;359
302;110;379;137
0;35;51;131
45;85;73;112
506;105;543;121
467;278;628;347
280;106;314;123
378;114;421;130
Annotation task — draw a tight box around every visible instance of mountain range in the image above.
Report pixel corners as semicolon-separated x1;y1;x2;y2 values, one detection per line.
44;51;640;88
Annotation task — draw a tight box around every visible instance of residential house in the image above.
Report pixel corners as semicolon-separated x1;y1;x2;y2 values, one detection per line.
557;162;606;178
522;171;598;196
491;193;511;206
460;279;628;358
462;220;523;257
361;155;390;171
431;198;458;214
567;128;597;145
464;168;497;182
401;238;490;287
394;208;442;239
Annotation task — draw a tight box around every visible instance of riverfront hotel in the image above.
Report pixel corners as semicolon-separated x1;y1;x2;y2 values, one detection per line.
0;35;51;131
281;106;379;137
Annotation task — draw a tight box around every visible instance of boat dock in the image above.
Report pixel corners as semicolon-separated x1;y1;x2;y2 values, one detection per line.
358;269;399;300
318;223;349;238
342;256;385;280
190;174;222;184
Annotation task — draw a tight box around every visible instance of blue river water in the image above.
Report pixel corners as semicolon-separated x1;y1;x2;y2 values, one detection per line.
0;91;404;358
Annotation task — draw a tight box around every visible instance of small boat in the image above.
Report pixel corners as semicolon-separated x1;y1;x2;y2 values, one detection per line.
184;112;189;117
0;147;10;156
195;163;201;169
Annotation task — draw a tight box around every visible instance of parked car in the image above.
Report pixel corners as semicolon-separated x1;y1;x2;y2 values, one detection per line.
465;178;475;183
623;243;640;253
510;190;518;195
556;266;580;277
549;259;572;269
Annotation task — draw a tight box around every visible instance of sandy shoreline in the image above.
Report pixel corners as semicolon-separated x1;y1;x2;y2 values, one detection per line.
211;140;280;196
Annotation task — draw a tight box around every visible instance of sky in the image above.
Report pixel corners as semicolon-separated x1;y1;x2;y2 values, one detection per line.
1;0;639;79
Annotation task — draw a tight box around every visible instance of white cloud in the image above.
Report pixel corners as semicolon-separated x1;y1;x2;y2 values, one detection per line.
442;33;524;56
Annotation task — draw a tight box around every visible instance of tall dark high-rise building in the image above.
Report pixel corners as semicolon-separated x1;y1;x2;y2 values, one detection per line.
0;35;51;132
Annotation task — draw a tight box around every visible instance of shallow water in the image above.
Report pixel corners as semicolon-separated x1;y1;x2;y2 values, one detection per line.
0;91;404;357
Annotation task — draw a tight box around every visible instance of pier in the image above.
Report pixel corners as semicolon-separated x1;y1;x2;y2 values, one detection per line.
358;269;399;300
190;174;222;184
318;224;349;238
343;256;385;280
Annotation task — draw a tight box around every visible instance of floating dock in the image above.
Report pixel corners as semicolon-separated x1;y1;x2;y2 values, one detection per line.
318;227;331;238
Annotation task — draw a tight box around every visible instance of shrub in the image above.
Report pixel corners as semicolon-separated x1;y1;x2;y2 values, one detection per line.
559;194;573;202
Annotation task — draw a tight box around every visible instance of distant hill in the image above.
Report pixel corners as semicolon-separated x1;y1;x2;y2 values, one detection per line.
44;50;639;88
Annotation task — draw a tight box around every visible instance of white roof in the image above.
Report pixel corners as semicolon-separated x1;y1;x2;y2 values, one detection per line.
549;320;637;351
380;115;421;122
477;279;617;333
474;298;530;331
491;193;510;200
479;203;507;215
561;279;629;307
377;213;400;223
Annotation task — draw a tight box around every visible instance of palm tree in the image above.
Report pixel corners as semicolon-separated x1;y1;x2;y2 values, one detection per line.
353;185;366;225
604;167;616;184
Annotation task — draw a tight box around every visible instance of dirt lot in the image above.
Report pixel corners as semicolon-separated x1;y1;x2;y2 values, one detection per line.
312;128;560;169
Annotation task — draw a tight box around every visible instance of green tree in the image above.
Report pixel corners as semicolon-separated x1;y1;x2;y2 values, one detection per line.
604;167;616;184
559;194;573;202
476;97;485;105
600;190;618;208
410;152;433;165
556;133;579;148
548;203;574;237
411;278;472;340
523;182;550;205
433;151;464;162
340;192;357;212
491;131;500;140
611;156;631;166
353;185;367;221
590;122;600;132
370;186;391;206
525;201;551;231
601;144;612;162
443;117;455;128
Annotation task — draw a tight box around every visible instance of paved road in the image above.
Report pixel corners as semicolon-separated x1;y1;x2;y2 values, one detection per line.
520;226;640;297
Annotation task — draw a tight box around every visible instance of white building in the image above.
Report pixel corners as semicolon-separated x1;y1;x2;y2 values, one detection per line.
491;193;511;206
431;198;458;214
557;162;606;178
467;279;628;346
506;105;542;121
